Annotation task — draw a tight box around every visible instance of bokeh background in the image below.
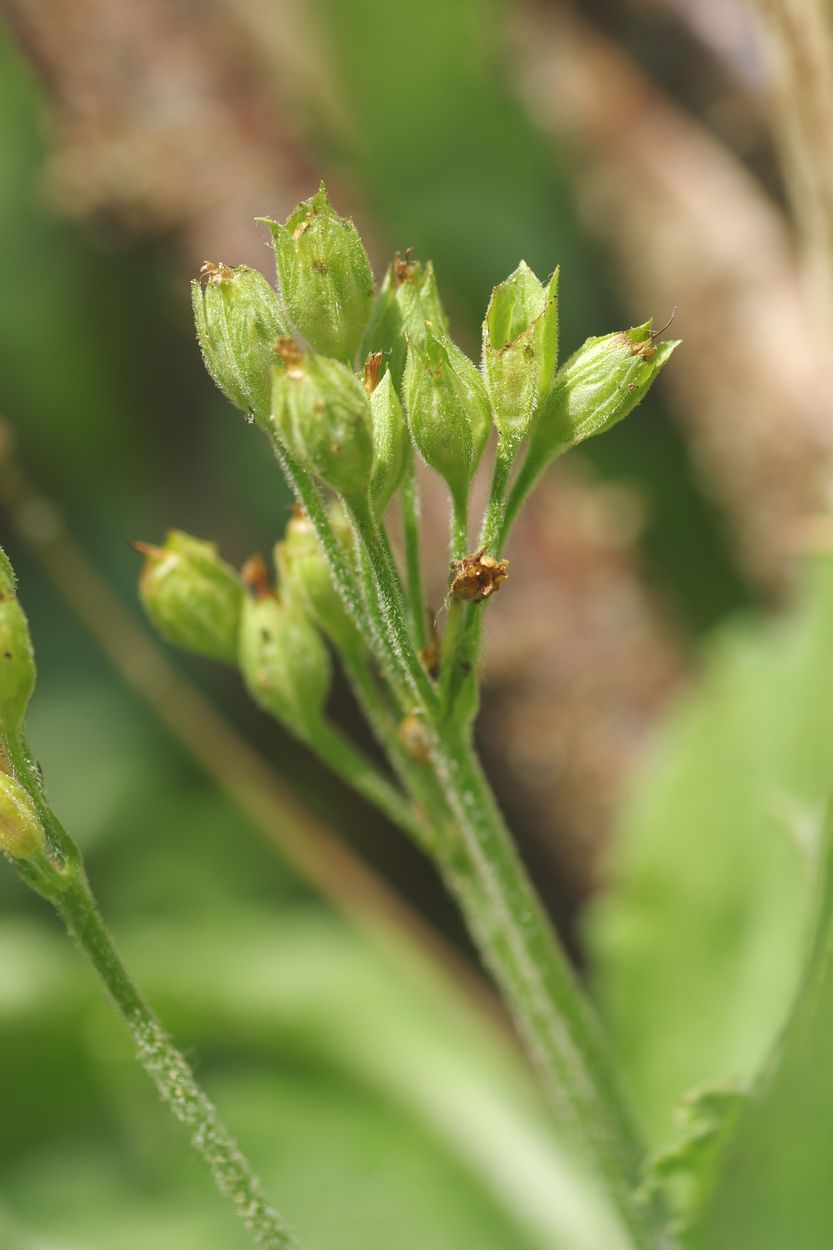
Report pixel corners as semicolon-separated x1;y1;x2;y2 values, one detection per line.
2;2;833;1247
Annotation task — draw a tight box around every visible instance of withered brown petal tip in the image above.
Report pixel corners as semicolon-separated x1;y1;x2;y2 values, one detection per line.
241;554;273;600
448;549;509;602
275;337;305;374
363;351;384;396
199;261;234;285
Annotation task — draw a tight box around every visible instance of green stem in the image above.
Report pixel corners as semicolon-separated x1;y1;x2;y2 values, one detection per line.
309;720;427;848
437;598;465;711
265;436;391;680
376;518;409;633
499;437;570;552
447;439;531;724
401;462;428;651
43;869;300;1250
480;439;515;556
350;504;439;714
424;723;670;1249
5;731;81;890
450;488;469;561
437;487;474;717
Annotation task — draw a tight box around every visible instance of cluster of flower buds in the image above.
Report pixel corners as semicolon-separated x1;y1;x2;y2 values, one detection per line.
192;263;290;422
186;182;675;635
238;556;331;741
0;550;46;862
403;330;492;511
191;184;676;544
362;252;448;388
482;262;559;448
523;319;679;481
136;531;243;665
275;506;359;656
260;184;374;365
0;550;36;743
135;528;333;744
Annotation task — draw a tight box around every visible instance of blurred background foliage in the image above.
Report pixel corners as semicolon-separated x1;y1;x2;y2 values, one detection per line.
2;0;833;1246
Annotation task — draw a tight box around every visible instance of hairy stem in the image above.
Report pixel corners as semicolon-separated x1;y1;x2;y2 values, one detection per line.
350;504;439;713
450;488;469;561
438;598;465;712
500;438;570;552
307;719;427;847
400;462;428;651
480;439;515;556
424;723;670;1249
265;436;392;683
44;869;300;1250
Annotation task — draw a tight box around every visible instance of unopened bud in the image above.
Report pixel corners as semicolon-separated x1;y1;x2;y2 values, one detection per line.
0;549;36;741
136;531;243;664
0;771;45;860
403;331;490;505
275;506;359;655
482;263;559;446
192;263;289;421
527;320;679;472
238;567;331;739
260;184;374;364
369;370;409;515
270;349;374;511
362;253;449;390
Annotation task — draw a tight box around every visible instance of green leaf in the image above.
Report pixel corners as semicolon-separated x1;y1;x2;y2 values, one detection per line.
689;790;833;1247
587;554;833;1147
639;1081;747;1236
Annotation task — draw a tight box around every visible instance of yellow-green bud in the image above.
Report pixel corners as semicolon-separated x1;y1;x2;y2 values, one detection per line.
238;561;331;739
270;348;374;511
192;263;289;421
136;531;243;664
482;263;559;446
367;367;409;515
403;331;490;505
526;320;679;473
362;253;449;388
260;184;374;365
275;507;359;656
0;549;36;741
0;770;45;860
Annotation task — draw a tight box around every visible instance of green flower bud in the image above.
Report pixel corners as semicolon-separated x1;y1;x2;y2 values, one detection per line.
0;770;45;860
238;559;331;739
136;531;243;664
270;347;374;512
403;331;491;505
361;253;449;389
482;263;559;446
527;320;679;471
275;506;359;655
367;366;409;515
260;184;374;364
192;263;289;421
0;549;36;741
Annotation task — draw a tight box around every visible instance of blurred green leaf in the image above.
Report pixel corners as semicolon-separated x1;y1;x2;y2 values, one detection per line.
587;554;833;1146
639;1081;746;1236
0;910;631;1250
689;790;833;1247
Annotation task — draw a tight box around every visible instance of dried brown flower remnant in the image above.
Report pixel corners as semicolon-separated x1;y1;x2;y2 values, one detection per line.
363;351;383;395
241;553;272;600
275;337;305;378
199;260;235;286
449;549;509;602
620;331;657;361
393;248;417;286
398;711;430;762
